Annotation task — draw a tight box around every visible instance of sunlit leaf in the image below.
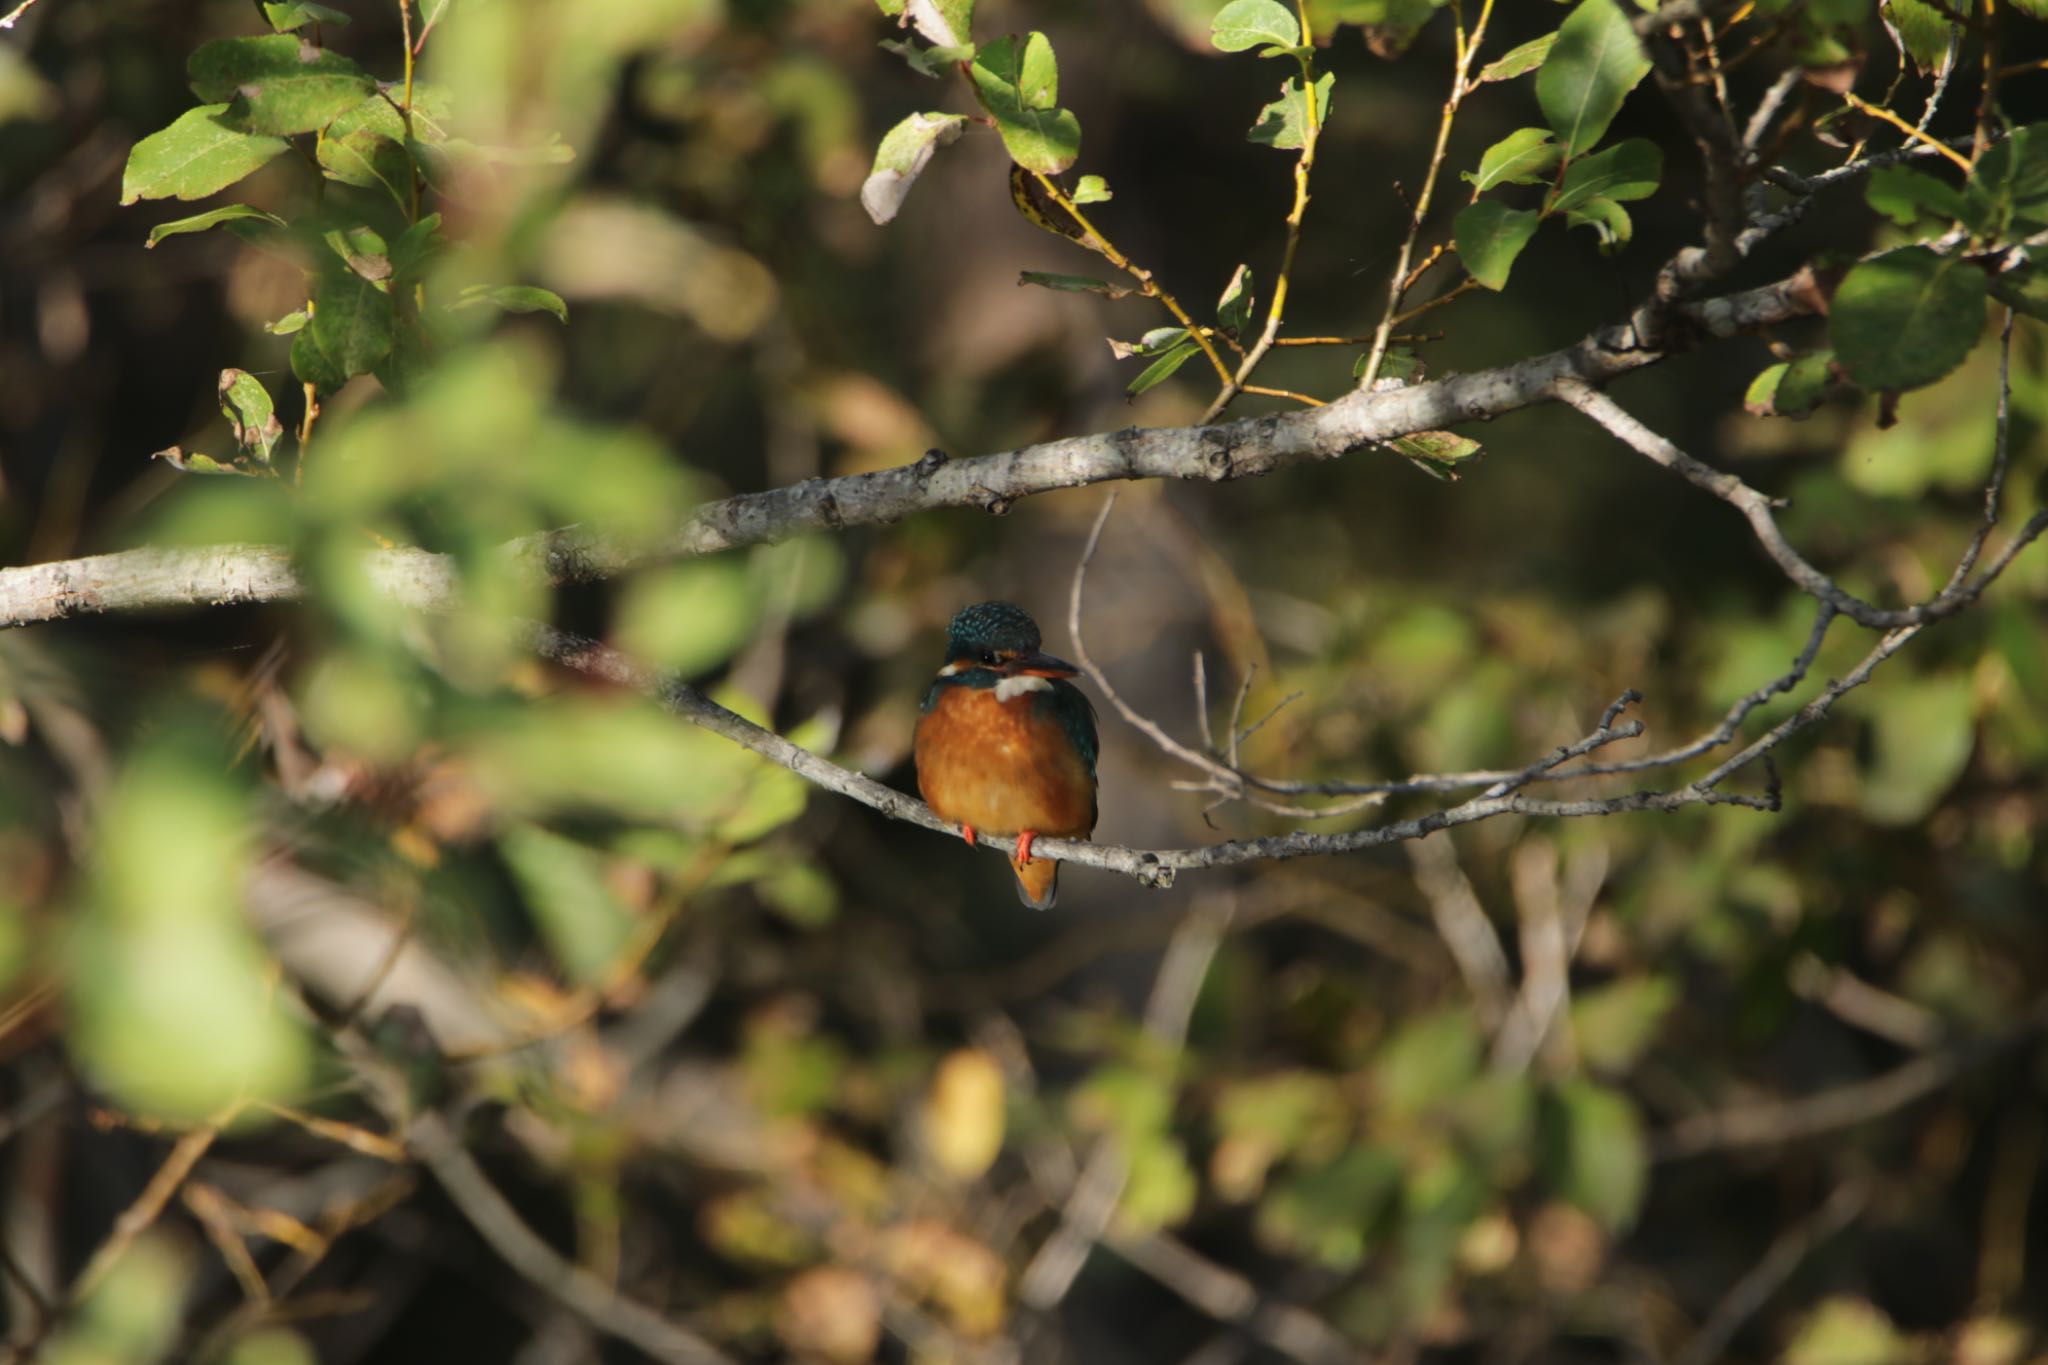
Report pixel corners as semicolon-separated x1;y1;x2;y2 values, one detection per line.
861;110;968;224
1210;0;1301;52
120;105;290;204
187;35;377;136
454;283;569;322
1247;71;1332;150
1536;0;1651;157
144;202;284;248
1479;32;1554;81
1541;1079;1645;1231
1463;127;1560;193
261;1;349;30
969;34;1080;174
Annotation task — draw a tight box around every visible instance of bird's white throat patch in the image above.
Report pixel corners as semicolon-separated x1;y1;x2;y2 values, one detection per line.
994;674;1052;702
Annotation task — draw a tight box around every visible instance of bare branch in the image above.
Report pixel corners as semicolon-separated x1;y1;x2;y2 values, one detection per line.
1669;1178;1869;1365
1654;996;2048;1161
1405;837;1511;1031
0;272;1825;633
1554;378;2048;630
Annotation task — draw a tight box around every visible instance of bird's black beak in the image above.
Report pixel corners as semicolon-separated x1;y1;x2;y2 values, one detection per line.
1015;650;1079;678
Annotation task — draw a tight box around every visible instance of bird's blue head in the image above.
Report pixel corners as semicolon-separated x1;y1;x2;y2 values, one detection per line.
940;601;1077;677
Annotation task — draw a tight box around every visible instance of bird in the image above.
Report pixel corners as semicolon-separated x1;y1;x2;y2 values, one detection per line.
913;601;1099;909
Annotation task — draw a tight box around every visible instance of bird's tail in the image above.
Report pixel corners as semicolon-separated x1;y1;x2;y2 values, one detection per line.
1011;856;1058;910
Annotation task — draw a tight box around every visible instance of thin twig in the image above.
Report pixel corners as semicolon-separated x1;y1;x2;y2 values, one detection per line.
1017;899;1232;1310
1404;836;1511;1032
1669;1178;1869;1365
1655;996;2048;1161
1202;37;1329;422
1358;0;1499;390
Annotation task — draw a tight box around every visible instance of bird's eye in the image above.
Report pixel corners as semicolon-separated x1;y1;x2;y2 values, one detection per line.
980;650;999;666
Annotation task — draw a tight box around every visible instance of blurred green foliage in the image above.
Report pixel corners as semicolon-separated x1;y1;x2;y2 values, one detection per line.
1;0;2046;1361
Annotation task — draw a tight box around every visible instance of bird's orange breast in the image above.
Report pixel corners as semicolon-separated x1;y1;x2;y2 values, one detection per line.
914;684;1097;839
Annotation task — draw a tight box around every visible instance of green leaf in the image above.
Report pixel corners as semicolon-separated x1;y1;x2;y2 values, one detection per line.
1109;326;1190;359
860;110;968;223
187;35;377;136
1018;270;1132;298
120;105;290;205
1882;0;1957;76
1479;32;1554;81
1126;339;1201;396
1072;173;1112;204
261;1;350;30
389;212;445;281
1548;137;1661;214
1784;1298;1915;1365
499;824;635;987
1745;350;1836;417
1119;1131;1198;1234
1389;429;1482;480
1830;246;1987;392
902;0;973;47
318;122;415;209
1964;124;2048;239
1859;673;1975;825
1867;165;1965;228
1454;200;1540;290
290;326;347;393
1570;976;1676;1075
1989;263;2048;321
323;224;391;281
969;34;1080;174
879;38;975;78
1216;262;1254;336
309;264;395;382
1464;127;1560;193
1256;1146;1404;1270
1248;71;1332;151
454;283;569;323
1536;0;1652;158
1542;1079;1646;1231
265;308;309;335
218;369;283;466
1563;195;1633;253
144;203;285;248
615;560;761;677
152;446;265;476
1345;0;1443;58
71;738;310;1121
1210;0;1301;52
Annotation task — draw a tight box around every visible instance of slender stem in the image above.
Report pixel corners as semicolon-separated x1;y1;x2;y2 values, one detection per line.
1841;89;1975;170
1358;0;1497;390
1242;384;1324;406
295;380;320;485
1034;174;1234;385
1199;38;1326;423
398;0;422;222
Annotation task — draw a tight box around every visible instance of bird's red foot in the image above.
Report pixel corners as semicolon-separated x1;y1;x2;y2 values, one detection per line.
1014;829;1039;865
960;824;978;848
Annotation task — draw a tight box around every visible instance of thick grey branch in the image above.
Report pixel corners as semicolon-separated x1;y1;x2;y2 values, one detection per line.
0;275;1821;632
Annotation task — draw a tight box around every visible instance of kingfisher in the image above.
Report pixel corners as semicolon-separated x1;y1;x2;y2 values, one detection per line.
913;601;1099;909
